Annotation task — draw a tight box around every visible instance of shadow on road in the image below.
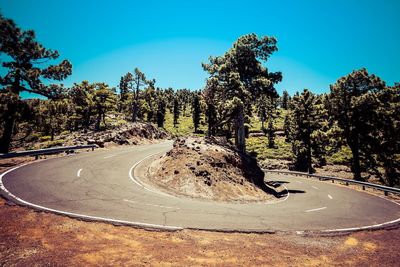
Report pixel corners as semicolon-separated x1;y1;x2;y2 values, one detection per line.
286;189;306;194
263;180;306;198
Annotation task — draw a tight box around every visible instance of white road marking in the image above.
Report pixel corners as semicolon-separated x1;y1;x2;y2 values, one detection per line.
312;186;319;190
0;161;182;231
128;153;174;197
305;207;327;213
77;168;82;177
103;155;116;159
124;199;179;209
295;181;303;184
328;194;333;199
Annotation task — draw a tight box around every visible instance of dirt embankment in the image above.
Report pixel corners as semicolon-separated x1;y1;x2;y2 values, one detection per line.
11;122;171;151
144;136;281;202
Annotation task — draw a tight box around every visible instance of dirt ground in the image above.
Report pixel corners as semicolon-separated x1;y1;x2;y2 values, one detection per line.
1;197;400;266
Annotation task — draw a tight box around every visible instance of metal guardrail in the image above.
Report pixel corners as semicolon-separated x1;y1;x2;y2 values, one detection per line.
263;169;400;196
0;145;97;159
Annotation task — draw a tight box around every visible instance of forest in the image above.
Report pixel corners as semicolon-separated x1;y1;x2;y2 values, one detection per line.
1;13;399;187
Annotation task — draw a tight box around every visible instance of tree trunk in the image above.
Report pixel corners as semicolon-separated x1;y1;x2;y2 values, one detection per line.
132;100;138;122
350;138;363;181
207;104;216;137
384;160;397;187
0;101;17;153
306;140;312;174
95;110;102;131
0;74;20;153
234;105;246;153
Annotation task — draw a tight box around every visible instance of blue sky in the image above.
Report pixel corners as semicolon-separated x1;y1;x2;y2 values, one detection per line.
1;0;399;98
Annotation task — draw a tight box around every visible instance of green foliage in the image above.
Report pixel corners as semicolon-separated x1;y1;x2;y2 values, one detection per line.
173;97;180;127
330;68;385;181
371;84;400;186
39;135;52;142
0;14;72;152
281;90;289;110
326;146;352;165
192;93;201;133
286;89;328;173
91;83;117;131
41;139;65;149
247;136;292;161
156;95;166;128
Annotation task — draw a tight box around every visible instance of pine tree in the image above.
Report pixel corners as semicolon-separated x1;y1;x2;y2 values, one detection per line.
173;97;180;128
203;78;218;136
143;79;157;122
92;83;117;131
68;81;95;130
281;90;289;110
192;93;201;133
283;113;291;142
0;14;72;152
330;68;385;181
156;96;166;128
289;89;326;173
118;76;129;113
373;84;400;186
203;34;282;152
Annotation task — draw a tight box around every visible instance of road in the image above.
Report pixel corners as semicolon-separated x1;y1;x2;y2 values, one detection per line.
1;140;400;233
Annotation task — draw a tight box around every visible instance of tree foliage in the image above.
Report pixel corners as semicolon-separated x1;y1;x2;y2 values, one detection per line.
0;14;72;152
287;90;327;173
203;33;282;152
329;68;385;181
192;93;201;133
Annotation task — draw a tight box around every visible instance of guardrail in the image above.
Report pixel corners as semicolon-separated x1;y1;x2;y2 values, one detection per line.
263;169;400;196
0;145;97;160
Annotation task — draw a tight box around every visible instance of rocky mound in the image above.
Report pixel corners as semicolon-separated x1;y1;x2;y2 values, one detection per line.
145;136;279;202
12;122;171;150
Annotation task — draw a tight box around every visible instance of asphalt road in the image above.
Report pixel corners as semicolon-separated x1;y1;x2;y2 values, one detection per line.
1;140;400;233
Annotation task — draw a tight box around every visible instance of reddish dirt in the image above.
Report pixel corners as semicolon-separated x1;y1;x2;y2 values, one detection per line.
1;197;400;266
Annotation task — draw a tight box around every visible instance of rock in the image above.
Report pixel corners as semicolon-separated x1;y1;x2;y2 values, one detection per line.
87;138;96;144
95;139;105;148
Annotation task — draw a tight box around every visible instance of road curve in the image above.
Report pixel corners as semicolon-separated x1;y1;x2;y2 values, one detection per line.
1;140;400;233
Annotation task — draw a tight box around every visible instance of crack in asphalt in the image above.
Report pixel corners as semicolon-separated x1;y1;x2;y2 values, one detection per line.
162;209;179;226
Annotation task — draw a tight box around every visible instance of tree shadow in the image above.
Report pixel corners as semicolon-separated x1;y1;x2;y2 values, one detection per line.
265;181;290;188
286;189;306;194
262;181;306;198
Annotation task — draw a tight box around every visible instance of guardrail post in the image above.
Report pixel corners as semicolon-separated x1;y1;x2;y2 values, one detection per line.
332;179;334;183
362;185;365;190
385;191;388;196
35;155;39;160
346;182;349;186
92;147;94;151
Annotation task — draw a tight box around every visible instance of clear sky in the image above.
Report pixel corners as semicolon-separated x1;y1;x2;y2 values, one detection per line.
1;0;399;98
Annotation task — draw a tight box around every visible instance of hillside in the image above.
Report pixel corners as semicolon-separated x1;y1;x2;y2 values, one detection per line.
11;121;170;151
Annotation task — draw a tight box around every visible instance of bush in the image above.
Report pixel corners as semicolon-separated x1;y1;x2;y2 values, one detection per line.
39;135;52;142
41;139;65;148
